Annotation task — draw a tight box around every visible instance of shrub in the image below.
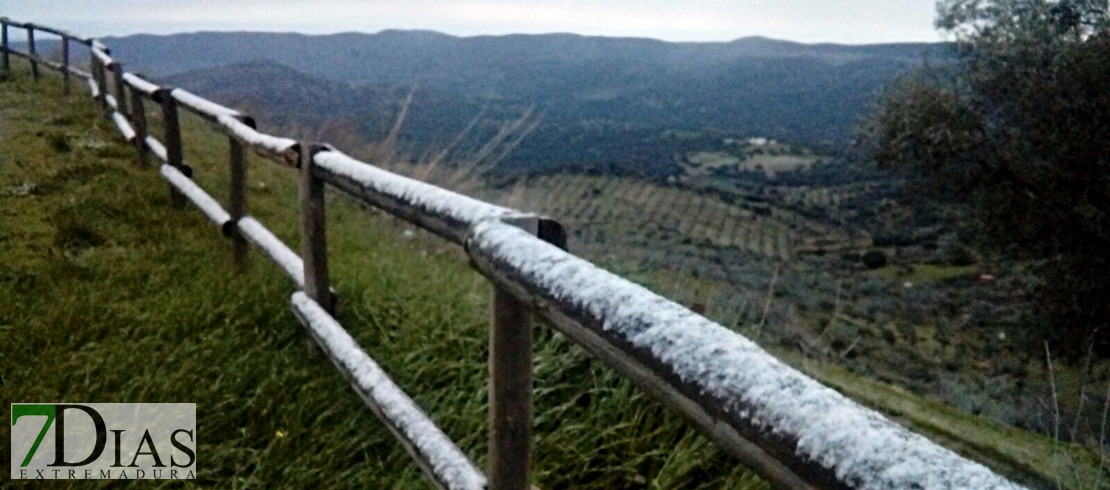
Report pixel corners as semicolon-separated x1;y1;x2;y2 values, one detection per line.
862;250;888;269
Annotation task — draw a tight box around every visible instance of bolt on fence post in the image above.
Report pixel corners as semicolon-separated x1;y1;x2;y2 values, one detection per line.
156;87;186;207
1;19;9;77
228;134;248;271
300;143;333;313
61;35;70;95
130;89;149;168
26;24;37;81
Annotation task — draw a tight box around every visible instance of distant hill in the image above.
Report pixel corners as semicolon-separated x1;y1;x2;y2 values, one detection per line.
105;30;949;173
161;59;533;166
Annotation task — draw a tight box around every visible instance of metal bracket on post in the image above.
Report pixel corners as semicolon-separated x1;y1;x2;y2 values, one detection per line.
300;142;334;313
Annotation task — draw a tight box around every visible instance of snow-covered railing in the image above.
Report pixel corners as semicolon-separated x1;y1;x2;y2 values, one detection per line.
160;164;232;228
170;87;297;165
121;72;158;95
6;20;94;46
466;220;1024;490
90;43;113;66
152;86;299;167
110;111;136;141
5;17;1029;490
313;148;530;245
292;292;489;490
172;87;244;121
1;17;93;94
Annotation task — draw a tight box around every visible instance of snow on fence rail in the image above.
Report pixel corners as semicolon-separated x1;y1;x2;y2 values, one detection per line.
466;220;1021;490
292;292;489;490
312;149;527;245
2;18;1028;490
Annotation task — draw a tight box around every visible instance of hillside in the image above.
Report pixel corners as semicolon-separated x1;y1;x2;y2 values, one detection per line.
96;30;947;163
160;58;522;164
103;31;939;84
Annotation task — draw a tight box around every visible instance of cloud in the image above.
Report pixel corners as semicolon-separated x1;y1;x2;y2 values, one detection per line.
3;0;939;43
433;2;732;38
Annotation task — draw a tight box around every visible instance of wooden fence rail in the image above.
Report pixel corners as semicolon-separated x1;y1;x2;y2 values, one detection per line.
1;17;1028;490
291;292;489;489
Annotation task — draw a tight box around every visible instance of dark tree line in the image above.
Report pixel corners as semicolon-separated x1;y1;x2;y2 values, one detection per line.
863;0;1110;356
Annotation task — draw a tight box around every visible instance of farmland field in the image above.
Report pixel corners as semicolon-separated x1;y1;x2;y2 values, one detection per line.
498;173;854;261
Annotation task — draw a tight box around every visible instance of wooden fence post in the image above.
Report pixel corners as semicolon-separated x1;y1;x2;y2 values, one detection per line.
61;35;70;95
300;143;332;312
488;217;565;490
89;47;97;96
156;87;186;207
229;134;248;270
1;19;9;77
130;89;149;168
489;283;534;490
93;56;108;112
26;24;37;81
99;62;110;112
110;62;127;117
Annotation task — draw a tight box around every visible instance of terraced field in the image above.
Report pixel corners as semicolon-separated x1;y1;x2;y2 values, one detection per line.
773;181;897;219
499;173;860;262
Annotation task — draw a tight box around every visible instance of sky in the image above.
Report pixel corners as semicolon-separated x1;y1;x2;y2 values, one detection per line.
4;1;942;44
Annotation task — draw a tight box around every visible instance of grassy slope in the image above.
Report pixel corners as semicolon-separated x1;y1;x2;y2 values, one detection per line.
0;63;762;488
791;356;1104;490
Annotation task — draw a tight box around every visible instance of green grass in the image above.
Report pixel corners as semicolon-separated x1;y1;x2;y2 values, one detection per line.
0;61;763;488
868;263;980;282
791;357;1106;490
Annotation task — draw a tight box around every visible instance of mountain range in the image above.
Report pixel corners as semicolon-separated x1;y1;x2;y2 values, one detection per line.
96;30;949;173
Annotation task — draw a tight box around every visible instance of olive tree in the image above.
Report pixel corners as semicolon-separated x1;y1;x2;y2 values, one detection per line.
864;0;1110;355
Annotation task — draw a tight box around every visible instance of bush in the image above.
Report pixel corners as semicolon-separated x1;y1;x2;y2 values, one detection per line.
872;231;916;247
862;250;888;269
943;243;977;266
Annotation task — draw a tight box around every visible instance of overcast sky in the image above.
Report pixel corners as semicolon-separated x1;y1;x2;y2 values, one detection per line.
5;1;942;44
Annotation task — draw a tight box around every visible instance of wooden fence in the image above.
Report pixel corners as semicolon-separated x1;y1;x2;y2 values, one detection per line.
0;17;1026;490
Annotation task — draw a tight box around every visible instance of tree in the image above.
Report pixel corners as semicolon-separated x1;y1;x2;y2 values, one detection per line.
863;0;1110;356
